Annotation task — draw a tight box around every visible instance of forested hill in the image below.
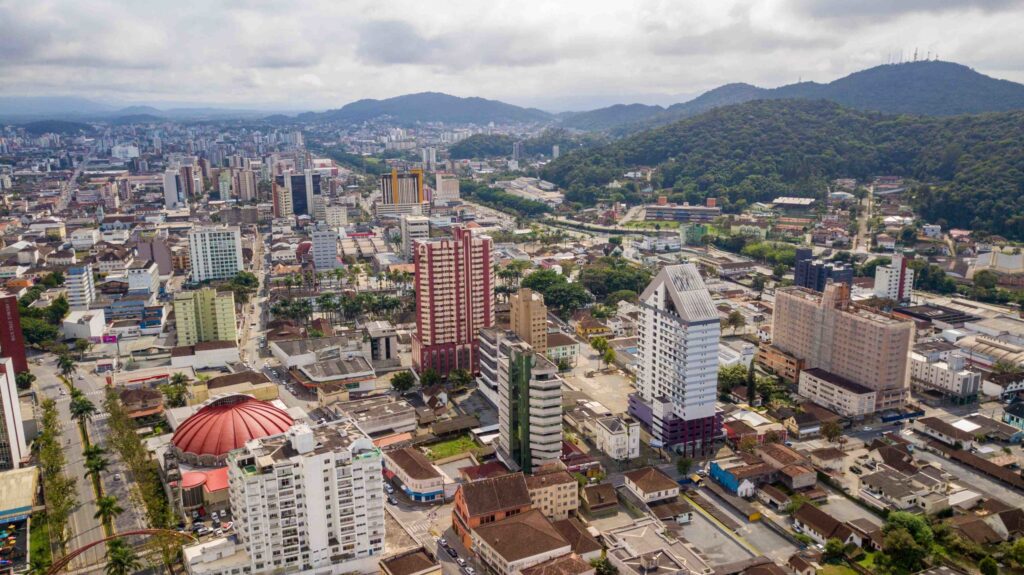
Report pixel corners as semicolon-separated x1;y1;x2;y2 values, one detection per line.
448;129;607;159
565;61;1024;134
306;92;552;125
541;99;1024;239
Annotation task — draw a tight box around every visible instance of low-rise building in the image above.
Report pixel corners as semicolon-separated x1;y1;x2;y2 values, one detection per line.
593;416;640;461
472;509;572;575
909;347;981;403
452;473;533;549
384;447;445;503
792;503;858;547
623;467;678;504
525;470;578;520
380;547;441;575
545;333;580;366
170;341;240;370
797;368;877;418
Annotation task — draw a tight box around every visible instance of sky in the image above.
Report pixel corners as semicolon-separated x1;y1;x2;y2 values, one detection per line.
2;0;1024;112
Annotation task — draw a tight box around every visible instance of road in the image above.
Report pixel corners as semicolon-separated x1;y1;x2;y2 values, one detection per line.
852;185;873;254
239;225;266;366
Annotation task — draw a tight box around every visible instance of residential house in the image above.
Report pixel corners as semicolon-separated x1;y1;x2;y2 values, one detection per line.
452;473;533;549
581;484;617;515
623;467;679;504
792;503;859;546
471;509;571;575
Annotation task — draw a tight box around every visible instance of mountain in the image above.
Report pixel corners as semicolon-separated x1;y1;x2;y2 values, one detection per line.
115;105;164;116
560;103;665;131
566;61;1024;133
312;92;553;125
0;96;115;119
20;120;95;135
541;99;1024;239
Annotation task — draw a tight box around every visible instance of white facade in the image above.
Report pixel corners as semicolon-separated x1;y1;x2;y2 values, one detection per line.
325;205;348;230
594;416;641;461
213;421;384;575
188;226;243;282
62;310;106;340
164;167;187;209
311;226;339;270
127;261;160;294
400;215;430;259
66;265;95;311
497;340;563;472
70;228;100;249
873;253;915;302
0;357;27;470
633;264;720;448
433;173;460;204
910;351;981;399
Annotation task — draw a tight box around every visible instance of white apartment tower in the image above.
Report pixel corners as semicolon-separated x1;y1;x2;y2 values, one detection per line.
325;205;348;230
433;173;461;205
188;226;244;283
874;252;915;302
311;224;339;270
66;264;95;310
399;215;430;259
211;421;384;575
163;167;187;209
496;337;563;473
0;357;27;470
629;264;721;456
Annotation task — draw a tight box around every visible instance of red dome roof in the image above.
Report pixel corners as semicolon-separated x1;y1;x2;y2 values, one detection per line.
172;397;294;458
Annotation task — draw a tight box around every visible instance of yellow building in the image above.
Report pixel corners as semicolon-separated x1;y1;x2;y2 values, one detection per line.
173;287;237;346
511;288;548;354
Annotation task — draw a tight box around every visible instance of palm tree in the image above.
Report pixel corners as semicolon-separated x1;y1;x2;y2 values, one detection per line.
15;371;35;390
57;354;77;379
84;454;109;480
94;495;124;524
82;444;106;460
316;293;337;324
70;396;97;424
104;538;141;575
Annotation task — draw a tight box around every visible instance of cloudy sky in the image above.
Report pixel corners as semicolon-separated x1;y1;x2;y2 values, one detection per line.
2;0;1024;112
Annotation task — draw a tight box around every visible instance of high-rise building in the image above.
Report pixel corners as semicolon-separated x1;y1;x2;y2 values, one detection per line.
311;224;339;270
325;204;348;230
421;147;437;170
236;168;258;202
629;264;721;456
512;141;524;161
794;248;853;292
496;338;563;473
163;167;187;209
377;169;428;217
412;227;494;376
273;169;321;218
551;145;559;159
399;215;430;259
510;288;547;354
0;296;28;374
66;264;96;310
173;287;237;346
0;357;27;470
194;421;385;575
188;226;243;283
433;173;460;205
772;283;914;411
874;252;915;303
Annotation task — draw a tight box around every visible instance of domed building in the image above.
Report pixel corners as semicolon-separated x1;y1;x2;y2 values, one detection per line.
170;394;294;467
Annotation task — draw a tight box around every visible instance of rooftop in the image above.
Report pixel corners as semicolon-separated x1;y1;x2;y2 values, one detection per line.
801;367;875;395
624;466;678;494
472;509;569;563
460;472;532;517
386;448;441;481
380;547;439;575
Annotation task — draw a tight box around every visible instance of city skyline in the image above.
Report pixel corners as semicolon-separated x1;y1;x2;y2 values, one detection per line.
3;1;1024;111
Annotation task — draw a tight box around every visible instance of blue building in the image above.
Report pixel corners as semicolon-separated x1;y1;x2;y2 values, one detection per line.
794;248;853;292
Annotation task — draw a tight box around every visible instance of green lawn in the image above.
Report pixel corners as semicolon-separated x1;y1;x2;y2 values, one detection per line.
424;435;479;461
29;515;51;566
820;565;859;575
857;551;878;570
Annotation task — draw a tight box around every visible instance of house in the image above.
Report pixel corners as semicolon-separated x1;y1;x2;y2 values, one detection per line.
574;316;611;341
380;547;442;575
581;483;617;515
859;468;929;511
792;503;858;546
520;555;594;575
623;467;678;503
1003;402;1024;432
551;518;602;561
808;447;846;473
525;470;578;521
756;484;791;511
471;509;571;575
452;473;533;549
546;332;580;366
384;447;445;503
593;415;640;461
709;458;773;497
914;417;976;448
119;388;164;419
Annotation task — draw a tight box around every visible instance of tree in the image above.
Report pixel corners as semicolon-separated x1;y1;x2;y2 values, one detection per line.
21;316;59;346
74;338;93;359
544;282;593;316
602;347;617;369
880;527;926;573
738;436;758;453
784;494;810;515
751;274;766;292
160;372;190;408
104;538;141;575
980;556;998;575
420;368;442;389
70;396;97;424
772;264;788;280
590;336;609;354
764;430;782;444
391;371;415;393
15;371;35;390
606;289;638;305
885;511;934;549
676;457;693;475
84;454;109;481
590;557;618;575
974;269;999;290
899;226;918;245
724;310;746;334
449;369;473;390
717;364;747;393
821;420;843;443
824;537;845;562
94;495;124;524
57;354;77;379
745;362;757;401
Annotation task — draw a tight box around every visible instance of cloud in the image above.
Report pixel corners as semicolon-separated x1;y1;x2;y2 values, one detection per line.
787;0;1023;20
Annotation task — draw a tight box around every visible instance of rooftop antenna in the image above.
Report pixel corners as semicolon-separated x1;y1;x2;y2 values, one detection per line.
913;47;918;62
926;50;931;60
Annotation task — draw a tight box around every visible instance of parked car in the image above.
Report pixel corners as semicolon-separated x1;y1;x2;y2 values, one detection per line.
447;548;458;558
387;496;398;505
113;473;121;481
456;558;466;567
464;567;476;575
438;538;448;547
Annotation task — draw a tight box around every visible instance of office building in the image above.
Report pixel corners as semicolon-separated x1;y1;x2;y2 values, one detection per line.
188;226;243;282
0;357;27;470
433;173;460;205
510;288;547;354
163;167;187;209
0;296;27;374
644;201;722;223
772;283;914;411
191;420;384;575
512;141;524;161
399;215;430;260
66;264;96;310
377;169;428;217
311;224;339;270
497;339;563;473
909;344;980;403
421;147;437;170
552;145;559;159
236;168;258;202
412;227;494;376
874;252;915;303
794;248;853;292
274;169;321;218
629;264;721;456
126;259;159;295
797;368;877;418
173;288;237;347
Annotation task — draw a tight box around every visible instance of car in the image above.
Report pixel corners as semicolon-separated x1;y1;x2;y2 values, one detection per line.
221;522;234;531
863;426;874;431
464;567;476;575
850;466;862;475
59;388;65;396
456;558;466;567
438;538;448;547
114;473;121;481
197;527;213;536
784;441;794;447
447;548;458;558
387;496;398;505
215;528;224;536
384;484;394;494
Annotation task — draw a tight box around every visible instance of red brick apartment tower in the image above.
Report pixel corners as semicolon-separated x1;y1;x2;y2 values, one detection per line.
412;226;494;377
0;295;28;374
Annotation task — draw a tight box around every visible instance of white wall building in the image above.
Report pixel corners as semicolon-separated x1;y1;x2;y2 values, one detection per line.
66;264;95;311
311;225;339;270
188;226;243;283
62;310;106;341
874;253;915;302
0;357;28;470
910;349;981;400
70;228;100;250
186;420;385;575
164;167;187;209
400;215;430;260
433;173;460;205
593;415;641;461
630;264;720;456
127;260;160;294
325;205;348;230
